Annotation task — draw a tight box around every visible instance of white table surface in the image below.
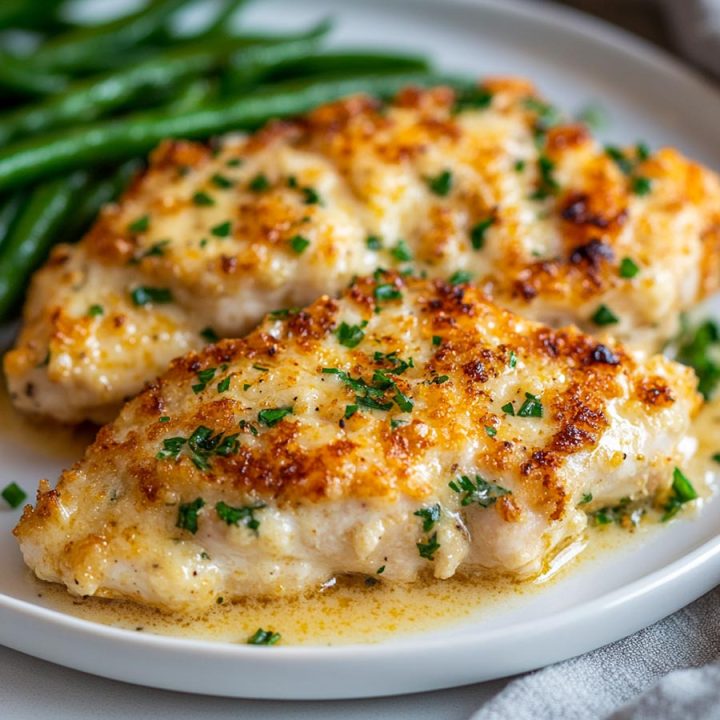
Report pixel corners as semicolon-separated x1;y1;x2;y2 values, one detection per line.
0;644;510;719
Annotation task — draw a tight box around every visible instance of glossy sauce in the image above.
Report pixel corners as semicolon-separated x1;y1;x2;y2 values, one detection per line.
6;385;719;646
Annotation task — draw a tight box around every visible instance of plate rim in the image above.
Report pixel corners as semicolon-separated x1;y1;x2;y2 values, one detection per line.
2;0;720;696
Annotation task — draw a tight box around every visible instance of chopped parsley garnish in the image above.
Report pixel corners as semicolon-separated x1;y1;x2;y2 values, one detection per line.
449;270;473;285
631;176;653;196
192;367;217;394
452;86;493;113
605;146;634;175
517;392;543;418
430;375;449;385
301;186;321;205
130;239;170;264
226;157;243;167
591;304;619;326
636;142;650;161
414;504;441;532
514;159;526;172
249;173;270;192
257;406;293;427
323;366;412;414
591;497;645;529
523;97;562;130
374;283;402;302
87;304;104;317
269;307;300;319
130;286;173;306
336;321;366;348
662;467;698;521
217;376;231;393
158;426;240;470
289;234;310;254
2;482;26;509
508;350;517;368
211;173;234;189
485;426;497;437
177;497;205;533
674;318;720;399
393;390;414;413
128;214;150;233
366;235;383;250
373;351;414;375
192;191;215;206
501;402;515;416
252;363;269;372
713;453;720;464
211;220;232;238
376;565;386;574
579;493;593;505
449;474;511;507
215;501;266;534
470;217;494;250
426;169;453;197
531;154;559;200
159;416;170;423
247;628;281;645
619;257;640;279
200;326;219;343
417;533;440;560
432;335;442;346
344;404;358;419
391;239;413;262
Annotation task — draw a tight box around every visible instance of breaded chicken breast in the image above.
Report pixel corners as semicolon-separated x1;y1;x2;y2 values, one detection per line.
5;79;720;422
14;274;700;610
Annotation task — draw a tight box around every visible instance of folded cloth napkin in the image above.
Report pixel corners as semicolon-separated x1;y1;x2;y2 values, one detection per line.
470;585;720;720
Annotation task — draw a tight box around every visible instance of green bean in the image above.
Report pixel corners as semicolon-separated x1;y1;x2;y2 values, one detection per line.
56;161;141;245
0;73;470;193
0;0;66;32
0;192;27;252
30;0;191;72
202;0;249;36
0;172;89;321
167;78;218;112
0;53;69;97
227;50;431;92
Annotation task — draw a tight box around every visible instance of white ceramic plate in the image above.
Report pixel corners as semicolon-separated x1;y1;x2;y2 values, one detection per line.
2;0;720;700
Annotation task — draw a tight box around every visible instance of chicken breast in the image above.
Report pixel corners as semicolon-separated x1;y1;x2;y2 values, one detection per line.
14;274;700;611
5;78;720;423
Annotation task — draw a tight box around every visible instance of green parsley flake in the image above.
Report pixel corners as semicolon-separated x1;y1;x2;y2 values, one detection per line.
514;159;526;172
366;235;383;250
432;335;442;346
662;467;698;521
417;532;440;560
632;176;653;196
249;174;270;192
374;283;402;301
579;493;593;505
2;482;26;509
592;304;619;326
211;221;232;238
674;318;720;399
508;350;517;368
449;270;473;285
449;474;511;507
485;426;497;437
376;565;386;574
517;392;543;418
452;86;493;113
470;217;494;250
302;186;322;205
426;169;453;197
257;406;293;427
226;158;243;167
200;327;219;343
211;173;234;189
131;286;173;306
713;453;720;464
87;304;104;317
619;257;640;279
215;501;266;534
177;497;205;533
192;191;215;206
247;628;281;645
289;235;310;254
430;375;449;385
414;504;441;532
336;321;366;348
158;426;239;471
159;416;170;423
344;404;358;419
217;376;231;393
501;402;515;416
391;239;413;262
128;214;150;233
192;367;217;394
